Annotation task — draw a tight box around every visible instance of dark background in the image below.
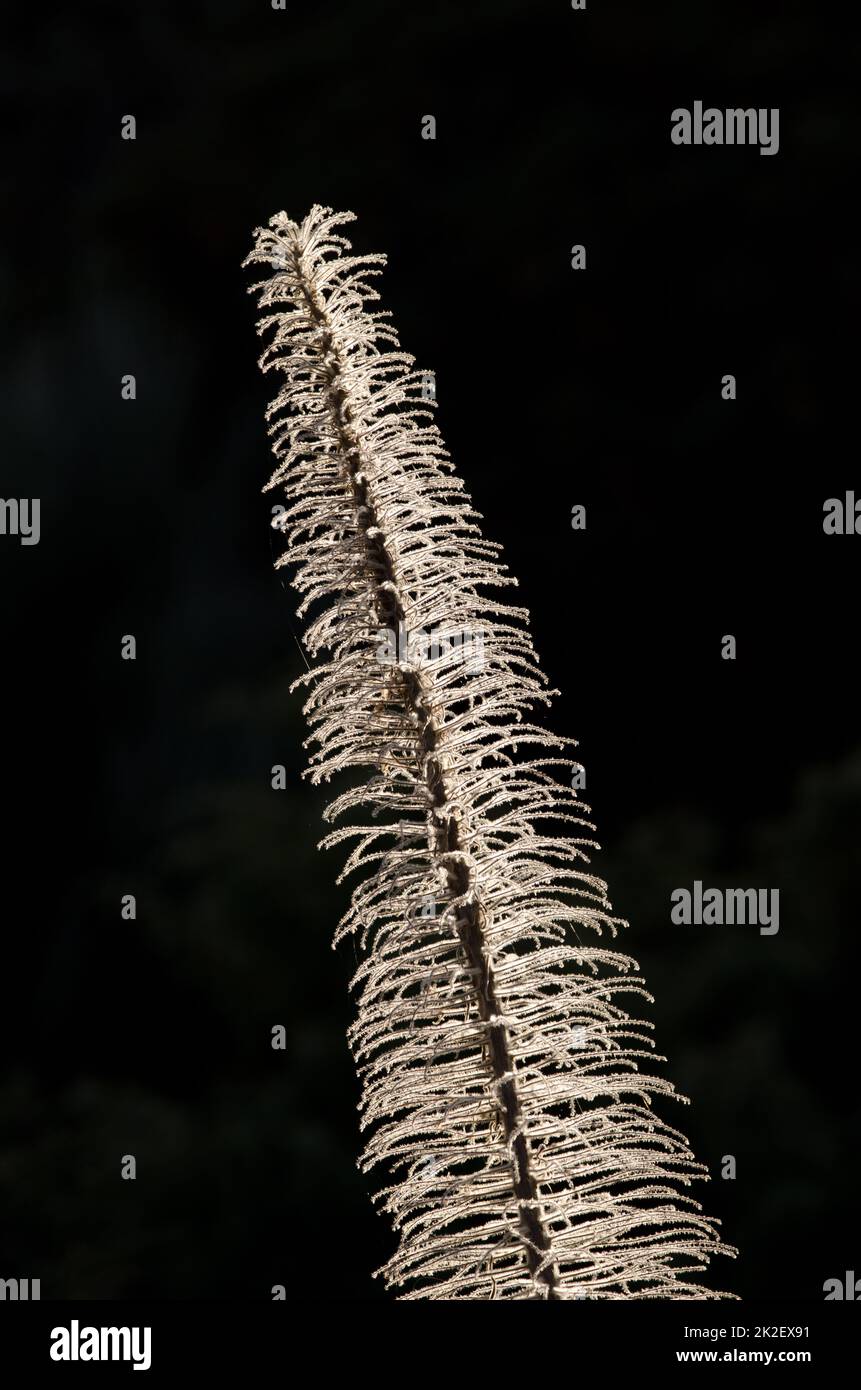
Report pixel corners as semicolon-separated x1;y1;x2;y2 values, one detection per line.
1;0;858;1299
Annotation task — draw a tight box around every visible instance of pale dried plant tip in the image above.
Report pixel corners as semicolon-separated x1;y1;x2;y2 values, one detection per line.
243;205;737;1300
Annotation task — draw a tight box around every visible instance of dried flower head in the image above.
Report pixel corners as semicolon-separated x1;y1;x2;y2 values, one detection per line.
243;205;737;1300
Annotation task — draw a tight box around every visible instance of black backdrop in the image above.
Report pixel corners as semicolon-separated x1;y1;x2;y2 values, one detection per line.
1;0;857;1300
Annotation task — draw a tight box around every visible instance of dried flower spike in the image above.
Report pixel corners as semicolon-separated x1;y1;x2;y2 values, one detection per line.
243;205;737;1300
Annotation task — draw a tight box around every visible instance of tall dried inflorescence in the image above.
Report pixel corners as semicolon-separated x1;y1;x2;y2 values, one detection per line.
243;206;736;1299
